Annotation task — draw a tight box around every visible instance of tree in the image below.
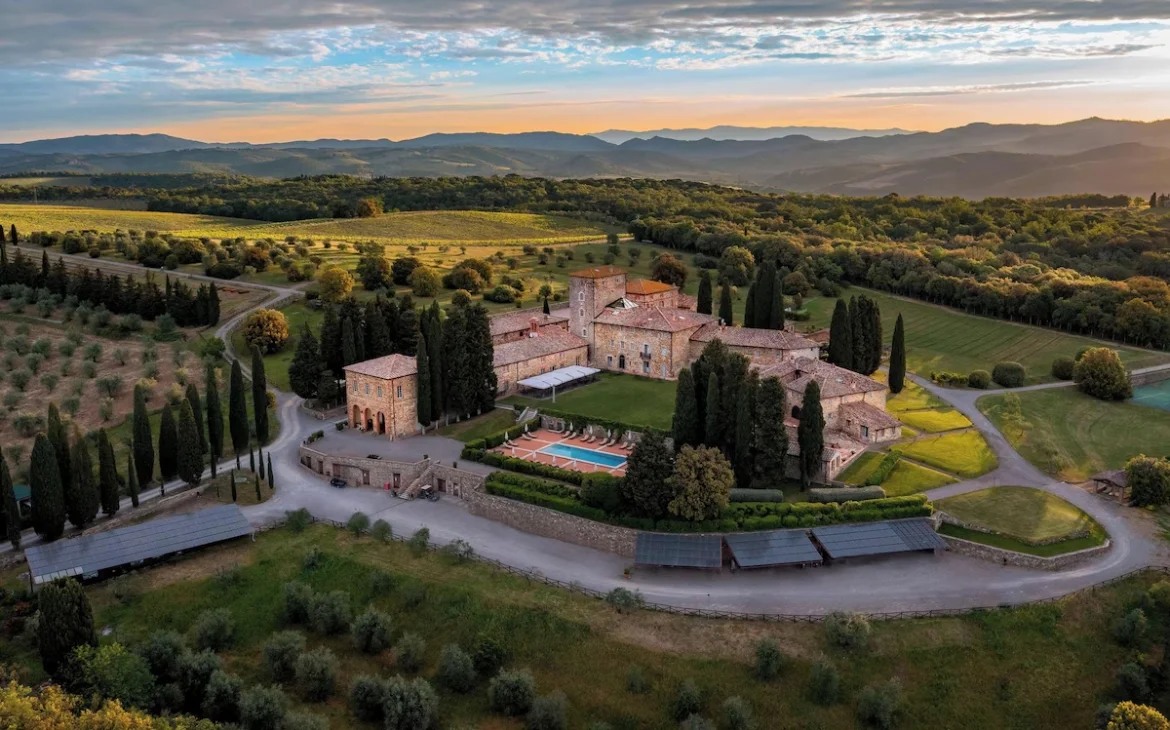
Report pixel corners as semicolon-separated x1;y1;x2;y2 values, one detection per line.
30;433;66;540
1152;193;1160;210
341;316;357;367
668;445;734;521
318;305;343;377
768;269;785;330
177;399;203;487
849;297;866;374
206;363;223;477
696;270;713;315
0;452;21;549
241;309;290;354
37;578;96;677
1074;347;1132;400
1109;701;1170;730
318;266;354;302
733;374;757;487
671;368;700;449
426;306;443;420
289;325;322;400
126;452;139;508
251;347;270;445
416;330;432;426
1127;455;1170;507
68;426;99;528
158;404;178;483
620;431;677;519
229;360;249;468
743;284;756;328
718;245;755;286
97;429;119;518
866;296;883;374
409;265;440;297
797;381;825;490
752;377;787;489
888;313;906;394
827;299;853;369
718;283;734;326
703;372;721;447
651;253;687;288
186;383;206;456
47;404;72;521
267;453;274;490
463;304;498;414
132;385;154;485
542;297;550;314
356;252;391;291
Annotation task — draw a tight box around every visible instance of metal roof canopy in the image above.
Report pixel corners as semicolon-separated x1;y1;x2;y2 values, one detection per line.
635;533;722;568
26;505;252;586
812;518;945;560
517;365;600;391
725;530;823;568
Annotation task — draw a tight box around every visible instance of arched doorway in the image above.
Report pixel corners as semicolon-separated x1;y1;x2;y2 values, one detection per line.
351;404;361;429
376;412;386;435
791;405;802;419
618;354;626;370
364;408;373;432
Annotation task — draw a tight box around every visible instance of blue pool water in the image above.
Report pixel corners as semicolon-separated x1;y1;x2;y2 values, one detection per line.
538;443;628;469
1133;379;1170;412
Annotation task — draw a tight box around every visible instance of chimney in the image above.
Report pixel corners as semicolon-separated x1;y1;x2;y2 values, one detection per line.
529;317;540;337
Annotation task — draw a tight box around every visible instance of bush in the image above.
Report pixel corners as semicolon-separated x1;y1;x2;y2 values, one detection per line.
754;638;786;680
930;371;967;386
309;591;352;635
193;608;234;651
349;675;390;722
286;507;313;532
437;644;476;693
302;547;324;571
824;611;870;652
263;630;306;682
729;489;786;503
396;632;426;673
489;668;537;716
967;370;992;389
857;678;902;729
239;684;288;730
408;527;430;556
808;658;841;706
473;634;509;676
201;670;244;722
73;643;156;711
352;609;393;654
295;647;338;702
1116;662;1151;702
347;511;370;536
722;696;754;730
992;361;1026;388
1113;608;1149;648
283;712;329;730
137;630;186;683
680;715;716;730
604;587;645;613
1051;356;1075;380
527;691;568;730
1075;347;1132;400
243;309;290;354
810;485;887;503
671;679;703;721
177;649;222;712
282;581;314;623
442;538;475;563
371;519;392;542
383;676;438;730
369;570;396;595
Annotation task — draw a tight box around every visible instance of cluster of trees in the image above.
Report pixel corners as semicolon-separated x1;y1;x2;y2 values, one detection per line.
742;260;786;331
416;299;497;425
827;295;883;376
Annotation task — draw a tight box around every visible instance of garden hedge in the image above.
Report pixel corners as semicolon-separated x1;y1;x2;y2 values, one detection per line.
992;361;1026;388
729;489;786;503
462;448;625;489
863;450;901;487
967;370;991;389
807;486;887;503
463;417;540;451
535;407;667;438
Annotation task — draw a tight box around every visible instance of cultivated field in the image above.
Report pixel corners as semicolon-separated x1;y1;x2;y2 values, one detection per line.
899;431;998;479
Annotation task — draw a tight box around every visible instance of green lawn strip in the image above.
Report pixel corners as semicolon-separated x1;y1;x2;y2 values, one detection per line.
898;431;998;479
435;408;518;442
978;387;1170;482
838;452;885;486
881;460;956;497
884;381;948;413
26;522;1143;730
501;372;677;431
935;486;1096;543
895;409;973;433
938;523;1107;557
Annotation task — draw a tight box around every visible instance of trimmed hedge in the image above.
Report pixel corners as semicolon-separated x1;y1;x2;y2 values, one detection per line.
930;371;967;387
864;450;901;487
808;486;887;503
1051;356;1075;380
536;407;667;438
992;361;1026;388
729;489;786;503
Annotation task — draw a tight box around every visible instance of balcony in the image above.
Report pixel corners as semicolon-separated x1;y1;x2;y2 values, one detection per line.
639;350;652;361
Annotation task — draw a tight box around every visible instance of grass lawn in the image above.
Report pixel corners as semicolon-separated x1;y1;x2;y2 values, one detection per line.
899;431;998;478
502;372;677;431
232;300;323;392
881;460;957;496
804;288;1169;384
937;523;1107;557
978;388;1170;482
896;408;973;433
2;522;1160;729
884;379;948;413
936;486;1097;543
435;408;518;442
838;452;884;485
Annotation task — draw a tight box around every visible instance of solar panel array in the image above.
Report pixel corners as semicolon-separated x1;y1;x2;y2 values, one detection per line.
724;530;823;568
634;533;722;568
812;518;945;559
27;505;252;585
516;366;601;390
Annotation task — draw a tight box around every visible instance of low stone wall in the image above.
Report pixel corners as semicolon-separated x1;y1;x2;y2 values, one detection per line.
936;511;1089;547
429;463;486;500
942;534;1111;571
464;487;637;558
1131;368;1170;387
297;444;484;498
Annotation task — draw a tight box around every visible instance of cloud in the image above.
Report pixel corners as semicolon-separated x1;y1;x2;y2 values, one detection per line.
844;80;1096;98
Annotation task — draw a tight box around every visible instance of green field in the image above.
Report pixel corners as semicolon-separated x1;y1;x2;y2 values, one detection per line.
232;301;323;392
838;451;955;496
978;387;1170;482
435;408;518;442
895;408;972;433
502;372;677;431
2;521;1158;730
804;288;1169;383
899;431;998;478
937;486;1096;543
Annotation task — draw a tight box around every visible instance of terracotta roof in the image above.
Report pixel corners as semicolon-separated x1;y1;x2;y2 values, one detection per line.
1093;470;1128;487
676;293;697;310
691;323;820;351
838;401;901;430
489;309;568;336
570;265;626;279
344;354;417;380
493;331;589;368
593;305;716;333
756;358;886;399
626;278;675;295
806;329;832;345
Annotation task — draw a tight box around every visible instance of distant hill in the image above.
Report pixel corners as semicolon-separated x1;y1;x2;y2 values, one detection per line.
0;133;212;155
593;125;914;144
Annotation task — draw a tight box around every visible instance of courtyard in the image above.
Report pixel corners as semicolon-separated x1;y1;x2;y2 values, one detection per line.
488;426;629;476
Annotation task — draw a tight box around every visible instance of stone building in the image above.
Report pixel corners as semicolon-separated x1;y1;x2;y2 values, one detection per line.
489;308;569;345
344;354;419;439
689;322;820;367
592;306;713;379
493;324;589;395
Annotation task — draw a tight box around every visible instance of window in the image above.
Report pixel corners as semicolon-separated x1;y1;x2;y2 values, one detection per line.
352;382;358;394
377;386;382;398
582;328;587;337
661;364;668;377
792;406;802;419
396;385;403;398
607;355;613;367
861;425;870;439
579;291;584;301
642;361;650;373
364;384;369;395
579;308;584;318
642;343;650;355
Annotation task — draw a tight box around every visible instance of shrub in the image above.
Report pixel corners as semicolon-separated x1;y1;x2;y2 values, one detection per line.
1113;608;1149;648
857;678;902;729
9;369;30;392
437;644;476;693
96;375;124;398
722;696;754;730
809;486;887;503
383;676;439;730
809;658;841;706
283;581;314;623
309;591;352;635
1075;347;1132;400
369;570;396;595
680;716;716;730
1116;662;1151;702
352;609;393;654
239;684;288;730
371;519;392;542
286;507;313;532
39;373;59;392
295;647;338;702
824;611;871;652
1051;356;1075;380
754;639;786;681
177;649;222;712
408;527;430;555
24;353;44;374
1148;580;1170;611
347;511;370;536
99;398;114;421
401;581;427;609
991;361;1026;388
73;643;156;710
283;712;328;730
396;632;426;673
83;342;103;362
605;587;645;613
138;630;186;683
243;309;290;354
490;668;537;716
201;670;244;722
967;370;992;389
350;675;390;722
864;451;902;486
473;634;509;676
193;608;234;651
527;691;568;730
264;631;306;681
930;371;967;386
671;679;703;721
729;489;786;503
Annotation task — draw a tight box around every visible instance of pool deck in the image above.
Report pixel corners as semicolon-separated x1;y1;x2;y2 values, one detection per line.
488;428;629;477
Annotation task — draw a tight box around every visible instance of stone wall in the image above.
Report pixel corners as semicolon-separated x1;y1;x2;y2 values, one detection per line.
464;486;638;557
494;343;590;395
297;444;485;497
1131;368;1170;386
937;511;1089;546
346;371;419;439
942;534;1111;570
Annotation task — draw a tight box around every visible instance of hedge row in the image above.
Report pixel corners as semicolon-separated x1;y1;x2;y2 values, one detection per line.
484;477;610;523
463;416;540;451
864;450;901;487
463;448;587;486
735;505;932;531
486;471;579;499
724;494;928;521
536;407;667;438
807;486;887;503
729;489;786;503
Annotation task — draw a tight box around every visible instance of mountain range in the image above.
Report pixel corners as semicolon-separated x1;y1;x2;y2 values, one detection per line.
1;118;1169;199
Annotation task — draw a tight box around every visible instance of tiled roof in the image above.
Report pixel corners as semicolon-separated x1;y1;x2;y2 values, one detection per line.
626;278;675;295
344;354;417;380
676;293;697;310
839;401;901;430
806;328;832;344
691;323;820;351
593;305;716;333
756;357;886;399
570;265;626;279
489;309;568;336
493;331;589;367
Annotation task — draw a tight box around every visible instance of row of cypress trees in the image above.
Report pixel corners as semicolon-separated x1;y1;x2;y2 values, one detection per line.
742;261;787;331
418;299;498;426
827;295;884;376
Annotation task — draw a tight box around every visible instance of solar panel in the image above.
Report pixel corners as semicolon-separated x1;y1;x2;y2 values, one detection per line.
812;518;944;559
725;530;822;568
634;533;722;568
517;366;600;390
26;505;252;585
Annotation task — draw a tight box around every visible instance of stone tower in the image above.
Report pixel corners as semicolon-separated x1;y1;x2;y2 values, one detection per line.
568;265;627;358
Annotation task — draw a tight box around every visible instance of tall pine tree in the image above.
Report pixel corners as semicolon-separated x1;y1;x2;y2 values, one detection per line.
30;433;65;540
267;453;274;490
718;283;734;326
177;399;203;486
0;452;20;549
797;381;825;491
751;377;787;490
319;305;344;377
769;270;785;330
46;404;73;520
426;306;444;421
341;316;358;367
441;304;468;418
205;363;223;478
671;368;699;449
365;299;392;358
158;404;178;483
466;304;498;412
754;262;774;327
742;283;757;328
827;299;853;369
289;324;322;400
866;297;883;375
251;347;269;445
704;372;721;447
229;359;249;468
849;296;867;374
132;385;154;485
889;313;906;394
36;578;96;678
185;383;206;455
733;373;758;488
97;429;119;518
696;270;713;315
68;426;98;528
416;330;433;426
126;452;139;508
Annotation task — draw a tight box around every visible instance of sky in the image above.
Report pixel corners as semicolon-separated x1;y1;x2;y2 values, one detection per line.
1;1;1169;142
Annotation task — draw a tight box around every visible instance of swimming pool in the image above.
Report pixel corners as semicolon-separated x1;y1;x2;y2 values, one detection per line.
538;443;628;469
1133;380;1170;412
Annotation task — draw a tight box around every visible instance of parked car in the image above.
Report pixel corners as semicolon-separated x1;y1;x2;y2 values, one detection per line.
367;454;382;460
329;477;346;488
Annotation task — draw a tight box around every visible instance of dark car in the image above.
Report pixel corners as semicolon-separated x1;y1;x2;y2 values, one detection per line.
367;454;382;460
329;478;347;488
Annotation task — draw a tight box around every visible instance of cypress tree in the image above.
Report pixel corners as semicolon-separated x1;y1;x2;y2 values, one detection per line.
733;374;757;488
770;270;786;330
697;270;713;315
208;282;221;325
251;347;269;445
126;452;139;508
289;324;322;400
229;360;249;468
889;313;906;394
230;469;237;503
185;383;206;455
36;578;96;678
542;297;550;315
867;298;883;375
30;433;65;540
177;399;203;486
416;330;433;426
68;426;98;528
427;310;443;421
797;381;825;491
205;363;223;478
267;453;274;490
671;368;700;449
249;445;256;474
365;299;392;358
718;283;734;326
1;452;21;550
827;299;853;369
442;304;468;418
754;262;774;327
466;304;498;413
743;283;756;328
341;316;358;367
704;372;721;447
849;296;866;374
47;404;72;517
158;404;178;483
97;429;119;518
319;304;344;377
132;386;154;485
255;473;262;502
752;377;788;490
620;431;677;519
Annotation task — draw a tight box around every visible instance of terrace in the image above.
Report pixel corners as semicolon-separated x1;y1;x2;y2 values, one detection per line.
487;426;630;477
